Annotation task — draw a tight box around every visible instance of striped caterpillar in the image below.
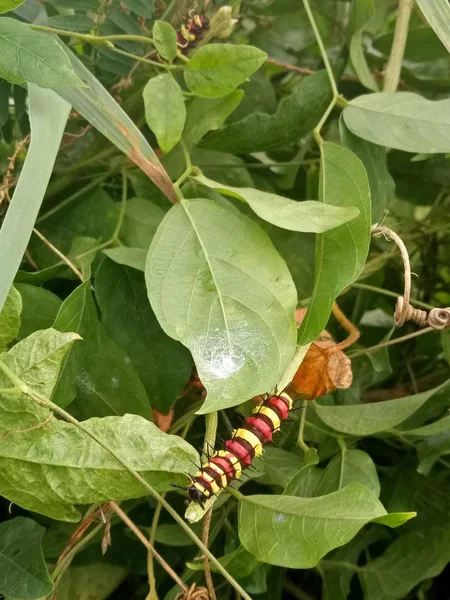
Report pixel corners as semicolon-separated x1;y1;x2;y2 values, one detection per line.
177;392;293;506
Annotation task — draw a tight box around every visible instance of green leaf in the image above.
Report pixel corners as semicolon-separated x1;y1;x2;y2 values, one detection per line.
122;0;154;17
0;517;53;600
0;328;79;437
146;198;297;413
347;0;378;91
0;414;198;521
413;0;450;54
239;484;389;569
143;74;186;153
15;283;62;340
315;380;450;435
103;246;147;271
0;286;21;350
55;563;127;600
75;327;152;420
340;117;394;223
44;15;96;33
201;70;332;153
417;431;450;475
298;142;371;345
184;44;267;98
52;282;99;408
184;91;244;147
121;197;166;250
96;259;192;413
155;523;201;546
359;525;450;600
0;18;82;87
195;175;360;233
0;0;25;14
374;27;448;62
315;449;380;497
152;20;177;62
344;92;450;153
402;414;450;437
283;448;321;497
0;85;70;312
371;512;416;528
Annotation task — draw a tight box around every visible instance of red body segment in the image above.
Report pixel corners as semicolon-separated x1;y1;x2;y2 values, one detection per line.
268;395;290;420
224;439;253;467
245;415;273;443
210;455;235;480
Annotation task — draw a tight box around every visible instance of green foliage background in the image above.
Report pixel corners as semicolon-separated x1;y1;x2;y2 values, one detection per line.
0;1;450;599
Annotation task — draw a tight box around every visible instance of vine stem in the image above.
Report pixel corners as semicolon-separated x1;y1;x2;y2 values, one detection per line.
202;412;219;600
302;0;339;145
0;360;253;600
297;400;309;452
383;0;414;92
30;24;155;47
349;326;435;358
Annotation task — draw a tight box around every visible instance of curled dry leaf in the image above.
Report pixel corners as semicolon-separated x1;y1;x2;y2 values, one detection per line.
152;408;175;432
286;309;353;400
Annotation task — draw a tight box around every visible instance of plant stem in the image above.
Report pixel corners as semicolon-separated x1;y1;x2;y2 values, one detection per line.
146;500;163;600
30;24;155;47
32;228;83;281
112;168;128;242
303;0;339;146
297;400;309;452
109;501;187;593
349;326;435;358
174;139;193;191
202;508;217;600
110;47;182;70
0;360;252;600
383;0;414;92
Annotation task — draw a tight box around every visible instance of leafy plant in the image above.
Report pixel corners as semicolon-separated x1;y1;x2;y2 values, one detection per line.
0;1;449;599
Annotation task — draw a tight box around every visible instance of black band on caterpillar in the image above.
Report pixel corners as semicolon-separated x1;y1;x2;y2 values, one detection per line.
177;392;293;507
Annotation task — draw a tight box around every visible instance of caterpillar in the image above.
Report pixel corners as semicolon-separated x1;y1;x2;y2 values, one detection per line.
176;11;210;51
177;392;293;506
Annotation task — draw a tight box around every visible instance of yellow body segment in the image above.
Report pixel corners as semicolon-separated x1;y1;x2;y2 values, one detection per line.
193;480;212;498
200;471;222;495
205;461;228;488
234;428;263;457
256;405;281;430
280;392;294;409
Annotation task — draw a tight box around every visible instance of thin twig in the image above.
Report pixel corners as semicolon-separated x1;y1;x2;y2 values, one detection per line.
349;327;434;359
202;508;217;600
297;399;309;452
32;228;83;281
383;0;414;92
146;500;163;600
109;501;188;593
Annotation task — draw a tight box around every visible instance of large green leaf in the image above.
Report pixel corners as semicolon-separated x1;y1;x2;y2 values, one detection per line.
143;74;186;153
146;198;297;413
201;71;332;154
0;18;81;87
184;44;267;98
121;197;166;250
52;282;99;407
315;380;450;435
0;328;78;437
298;142;371;345
75;327;152;420
184;91;244;147
359;525;450;600
239;484;396;569
15;283;61;340
0;286;21;350
96;259;191;413
195;175;360;233
0;517;53;600
344;92;450;153
340;118;394;222
0;414;199;521
103;246;147;271
0;85;70;312
414;0;450;55
315;449;380;497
